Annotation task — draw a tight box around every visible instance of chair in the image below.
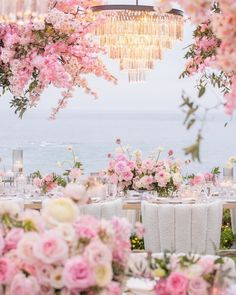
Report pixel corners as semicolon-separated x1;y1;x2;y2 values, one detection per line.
141;200;223;254
79;199;123;220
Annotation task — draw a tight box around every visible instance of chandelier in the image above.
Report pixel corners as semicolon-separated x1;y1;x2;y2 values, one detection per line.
92;2;184;82
0;0;49;24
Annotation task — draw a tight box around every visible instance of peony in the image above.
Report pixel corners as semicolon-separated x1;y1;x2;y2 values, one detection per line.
63;256;94;290
9;273;40;295
114;161;130;173
188;277;209;295
166;272;188;295
198;256;215;274
4;228;24;251
42;197;79;226
0;257;15;284
62;183;89;204
84;240;112;267
94;264;113;287
33;230;68;264
69;168;82;181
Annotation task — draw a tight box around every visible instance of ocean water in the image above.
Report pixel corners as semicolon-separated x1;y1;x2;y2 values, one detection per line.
0;111;235;175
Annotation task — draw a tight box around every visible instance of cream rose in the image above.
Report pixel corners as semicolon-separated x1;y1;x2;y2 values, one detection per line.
42;198;79;227
50;266;64;289
94;264;113;287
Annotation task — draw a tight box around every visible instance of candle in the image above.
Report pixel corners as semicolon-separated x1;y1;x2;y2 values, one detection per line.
12;149;23;174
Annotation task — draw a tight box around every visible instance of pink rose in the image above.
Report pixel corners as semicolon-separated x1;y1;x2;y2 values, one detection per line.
198;257;215;274
0;257;15;284
122;171;133;181
4;228;24;251
84;240;112;267
116;138;121;145
154;279;170;295
33;230;68;264
188;277;209;295
105;281;121;295
166;272;188;295
69;168;82;181
63;256;94;290
168;150;174;156
114;161;130;174
74;216;99;240
204;172;213;182
33;177;43;188
10;273;40;295
44;174;54;183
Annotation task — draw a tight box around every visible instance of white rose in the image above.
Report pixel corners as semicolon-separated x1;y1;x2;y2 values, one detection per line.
17;232;40;263
62;183;89;204
172;173;183;185
94;264;113;287
0;200;22;217
50;266;64;289
183;264;203;279
42;198;79;227
55;223;76;243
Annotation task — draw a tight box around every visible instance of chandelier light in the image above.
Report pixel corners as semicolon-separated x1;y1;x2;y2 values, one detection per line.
0;0;49;24
92;1;184;82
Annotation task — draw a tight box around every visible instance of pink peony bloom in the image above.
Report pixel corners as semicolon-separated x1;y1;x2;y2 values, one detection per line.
0;257;15;284
63;256;94;290
69;168;82;181
4;228;24;252
33;230;68;264
114;161;130;174
166;272;188;295
10;273;40;295
33;177;43;188
188;277;209;295
44;174;54;183
198;257;215;274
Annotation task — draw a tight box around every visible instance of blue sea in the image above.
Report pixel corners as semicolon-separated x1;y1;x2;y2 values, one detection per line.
0;110;235;175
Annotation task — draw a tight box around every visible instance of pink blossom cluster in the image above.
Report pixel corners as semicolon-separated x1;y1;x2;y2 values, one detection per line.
103;141;183;196
0;0;116;118
134;253;235;295
33;174;58;194
0;200;132;294
188;172;215;186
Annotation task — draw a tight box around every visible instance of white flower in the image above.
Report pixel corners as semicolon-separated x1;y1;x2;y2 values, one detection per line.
115;147;125;154
182;264;203;279
132;149;142;160
62;183;89;204
67;145;73;151
17;232;40;263
42;198;79;227
94;264;113;287
57;161;62;167
50;266;64;289
225;161;233;169
55;223;76;243
0;200;22;217
172;173;183;185
157;146;164;152
229;156;236;164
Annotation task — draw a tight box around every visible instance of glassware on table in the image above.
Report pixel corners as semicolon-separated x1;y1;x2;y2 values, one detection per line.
107;183;117;199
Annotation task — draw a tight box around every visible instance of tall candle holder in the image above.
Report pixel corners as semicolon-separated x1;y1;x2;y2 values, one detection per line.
12;149;23;176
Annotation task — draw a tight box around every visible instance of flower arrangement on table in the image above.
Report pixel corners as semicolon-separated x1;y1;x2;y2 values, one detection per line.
0;0;116;118
187;166;220;186
102;139;183;197
128;252;236;295
32;145;83;195
0;197;132;294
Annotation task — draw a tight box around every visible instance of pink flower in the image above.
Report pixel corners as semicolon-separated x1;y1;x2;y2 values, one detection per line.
189;175;204;186
204;172;213;182
154;279;170;295
33;177;43;188
10;273;40;295
33;230;68;264
84;240;112;267
122;171;133;182
135;222;145;239
4;228;24;252
166;272;188;295
69;168;82;181
63;256;94;290
198;257;215;274
116;138;121;145
114;161;130;174
0;257;15;284
44;174;54;183
188;277;208;295
74;216;99;240
105;281;121;295
168;150;174;156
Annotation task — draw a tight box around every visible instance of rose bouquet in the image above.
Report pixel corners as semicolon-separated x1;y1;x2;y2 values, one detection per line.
102;140;183;197
128;252;236;295
0;198;132;294
33;171;66;195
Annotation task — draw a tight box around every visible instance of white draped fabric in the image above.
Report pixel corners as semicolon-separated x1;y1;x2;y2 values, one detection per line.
141;200;223;254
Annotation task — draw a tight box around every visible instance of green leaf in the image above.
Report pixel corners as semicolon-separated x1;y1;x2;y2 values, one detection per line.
198;86;206;98
183;134;202;162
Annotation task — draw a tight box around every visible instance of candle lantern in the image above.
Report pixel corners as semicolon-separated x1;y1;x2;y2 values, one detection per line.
223;167;233;181
12;149;23;174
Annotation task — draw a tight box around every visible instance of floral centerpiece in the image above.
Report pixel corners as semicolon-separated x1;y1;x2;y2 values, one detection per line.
0;198;132;294
128;252;236;295
102;139;183;197
0;0;116;118
187;167;220;186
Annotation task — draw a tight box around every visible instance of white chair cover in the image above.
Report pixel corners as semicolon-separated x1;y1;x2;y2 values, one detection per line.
141;200;223;254
79;199;123;220
122;210;139;227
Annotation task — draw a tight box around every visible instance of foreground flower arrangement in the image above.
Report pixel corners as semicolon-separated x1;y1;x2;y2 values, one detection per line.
102;140;183;197
0;198;131;294
129;252;236;295
0;0;116;118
